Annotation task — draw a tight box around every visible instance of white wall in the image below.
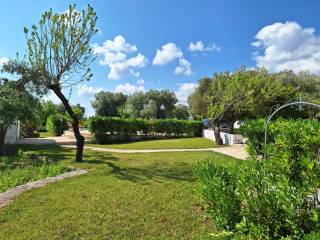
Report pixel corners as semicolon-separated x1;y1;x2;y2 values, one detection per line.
203;129;243;145
5;121;20;144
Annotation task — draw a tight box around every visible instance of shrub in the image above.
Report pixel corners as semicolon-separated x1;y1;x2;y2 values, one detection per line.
194;161;241;230
46;114;68;136
87;117;203;143
196;119;320;239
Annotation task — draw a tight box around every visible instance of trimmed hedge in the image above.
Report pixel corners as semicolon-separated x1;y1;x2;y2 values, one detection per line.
87;117;203;143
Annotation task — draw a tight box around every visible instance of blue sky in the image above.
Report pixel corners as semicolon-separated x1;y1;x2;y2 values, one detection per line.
1;0;320;116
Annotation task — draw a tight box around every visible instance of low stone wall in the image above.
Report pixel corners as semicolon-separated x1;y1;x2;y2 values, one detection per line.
202;129;243;145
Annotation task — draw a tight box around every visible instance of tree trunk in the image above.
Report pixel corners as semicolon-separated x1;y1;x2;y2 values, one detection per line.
51;85;84;162
213;121;223;145
227;120;235;134
0;126;8;155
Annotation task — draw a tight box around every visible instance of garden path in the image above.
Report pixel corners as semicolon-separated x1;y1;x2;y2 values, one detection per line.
17;137;248;160
62;144;248;160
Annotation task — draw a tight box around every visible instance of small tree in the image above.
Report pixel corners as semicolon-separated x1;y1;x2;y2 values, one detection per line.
5;5;98;161
0;79;38;153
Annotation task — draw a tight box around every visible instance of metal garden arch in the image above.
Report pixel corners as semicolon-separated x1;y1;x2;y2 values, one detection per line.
264;94;320;160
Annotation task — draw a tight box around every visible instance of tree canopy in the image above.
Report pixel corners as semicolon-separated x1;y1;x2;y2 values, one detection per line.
91;91;127;117
3;4;98;161
0;79;39;149
94;89;179;119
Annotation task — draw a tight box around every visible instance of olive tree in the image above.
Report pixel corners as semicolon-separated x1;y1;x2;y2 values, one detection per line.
5;5;98;161
0;79;39;153
206;68;295;144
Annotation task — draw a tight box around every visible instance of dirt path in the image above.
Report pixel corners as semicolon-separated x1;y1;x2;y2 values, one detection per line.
17;137;248;160
62;144;248;160
0;169;87;209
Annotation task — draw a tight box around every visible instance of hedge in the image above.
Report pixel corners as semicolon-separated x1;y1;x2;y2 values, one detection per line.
87;117;203;143
196;118;320;238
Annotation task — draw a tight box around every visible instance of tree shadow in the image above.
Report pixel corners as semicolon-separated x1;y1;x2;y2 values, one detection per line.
105;161;194;183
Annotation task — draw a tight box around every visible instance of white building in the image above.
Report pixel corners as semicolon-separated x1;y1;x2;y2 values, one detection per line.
4;121;20;144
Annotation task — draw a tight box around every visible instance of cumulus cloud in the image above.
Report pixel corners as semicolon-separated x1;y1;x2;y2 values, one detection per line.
174;83;198;105
153;42;193;76
174;58;192;76
252;21;320;74
188;41;221;52
77;85;103;97
136;79;145;86
92;35;147;80
152;43;183;65
115;83;145;95
0;57;9;66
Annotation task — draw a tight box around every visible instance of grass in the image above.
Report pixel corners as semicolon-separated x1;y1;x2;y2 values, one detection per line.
0;144;241;239
87;137;217;149
0;148;69;193
39;131;55;138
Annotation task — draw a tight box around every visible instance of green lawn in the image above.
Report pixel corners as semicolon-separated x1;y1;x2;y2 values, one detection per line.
88;137;217;150
0;144;241;239
39;131;55;138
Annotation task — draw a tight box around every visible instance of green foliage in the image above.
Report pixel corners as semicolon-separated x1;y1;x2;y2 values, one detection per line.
87;117;203;143
196;119;320;239
0;149;69;193
207;68;295;122
0;79;40;146
91;91;127;117
38;101;59;126
194;161;241;229
172;104;190;120
66;104;85;123
189;68;320;122
46;114;68;136
304;232;320;240
238;118;266;157
188;77;211;119
119;89;178;119
140;100;157;119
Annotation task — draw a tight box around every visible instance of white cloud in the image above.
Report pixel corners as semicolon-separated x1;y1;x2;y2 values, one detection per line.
188;41;221;52
93;35;147;80
0;57;9;66
153;42;193;76
136;79;145;86
174;83;198;105
93;35;137;54
77;85;103;97
152;43;183;65
252;21;320;74
174;58;192;76
115;83;145;95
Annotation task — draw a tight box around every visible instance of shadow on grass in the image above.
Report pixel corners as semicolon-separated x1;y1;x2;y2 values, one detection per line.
8;144;195;184
105;161;194;183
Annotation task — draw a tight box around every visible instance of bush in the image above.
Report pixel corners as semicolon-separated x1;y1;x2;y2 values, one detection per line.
87;117;203;143
194;161;241;230
46;114;68;136
196;119;320;239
